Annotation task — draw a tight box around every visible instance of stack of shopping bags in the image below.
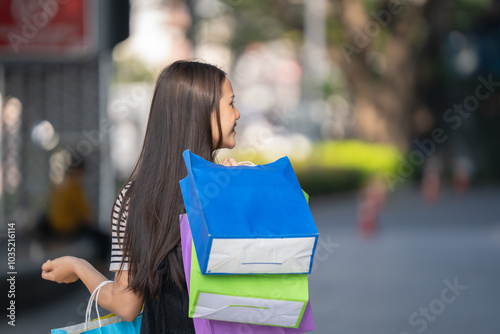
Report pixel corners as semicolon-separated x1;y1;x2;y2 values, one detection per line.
179;150;319;333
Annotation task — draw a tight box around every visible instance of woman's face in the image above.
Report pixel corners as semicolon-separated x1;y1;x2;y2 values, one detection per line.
212;78;240;149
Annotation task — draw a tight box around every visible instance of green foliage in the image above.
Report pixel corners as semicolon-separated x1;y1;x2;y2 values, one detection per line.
112;56;155;84
219;0;303;51
297;141;400;194
326;16;344;45
297;167;365;195
459;0;492;9
360;0;380;13
306;140;400;174
436;0;491;31
222;140;400;195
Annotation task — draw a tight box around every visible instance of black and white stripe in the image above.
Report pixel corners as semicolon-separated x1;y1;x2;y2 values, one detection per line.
109;183;131;271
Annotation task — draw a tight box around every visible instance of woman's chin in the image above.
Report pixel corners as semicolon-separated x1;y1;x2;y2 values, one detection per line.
221;140;236;149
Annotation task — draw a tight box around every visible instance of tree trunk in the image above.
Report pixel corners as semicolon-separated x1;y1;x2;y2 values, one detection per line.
330;0;430;150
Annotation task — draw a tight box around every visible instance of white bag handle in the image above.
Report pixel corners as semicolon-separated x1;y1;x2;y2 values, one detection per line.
85;280;113;330
237;161;256;166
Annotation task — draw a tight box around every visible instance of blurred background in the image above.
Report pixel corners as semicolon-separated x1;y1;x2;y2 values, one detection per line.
0;0;499;333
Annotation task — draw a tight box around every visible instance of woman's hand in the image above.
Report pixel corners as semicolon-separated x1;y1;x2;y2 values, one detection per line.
221;158;238;166
41;256;81;284
221;158;255;166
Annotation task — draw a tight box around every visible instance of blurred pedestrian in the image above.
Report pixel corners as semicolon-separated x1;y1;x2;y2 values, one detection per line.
357;175;387;238
46;158;91;235
421;155;443;206
40;157;110;262
452;156;473;198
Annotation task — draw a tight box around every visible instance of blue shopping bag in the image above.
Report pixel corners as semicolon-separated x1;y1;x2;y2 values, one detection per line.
179;149;318;275
51;281;142;334
83;317;142;334
52;314;142;334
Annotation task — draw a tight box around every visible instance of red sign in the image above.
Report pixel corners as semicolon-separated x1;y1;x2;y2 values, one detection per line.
0;0;96;59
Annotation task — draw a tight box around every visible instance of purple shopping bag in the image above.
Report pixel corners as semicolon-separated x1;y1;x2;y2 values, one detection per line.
180;214;316;334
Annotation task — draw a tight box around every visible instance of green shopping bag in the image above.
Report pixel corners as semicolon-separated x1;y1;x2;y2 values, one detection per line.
189;243;309;328
51;281;142;334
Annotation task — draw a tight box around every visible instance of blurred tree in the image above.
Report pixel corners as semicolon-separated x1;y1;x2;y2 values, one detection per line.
184;0;304;50
184;0;497;151
327;0;495;149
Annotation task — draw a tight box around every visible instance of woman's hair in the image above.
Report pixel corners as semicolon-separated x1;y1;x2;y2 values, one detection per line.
116;60;226;298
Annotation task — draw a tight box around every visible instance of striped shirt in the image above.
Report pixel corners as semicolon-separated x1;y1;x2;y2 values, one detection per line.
109;183;131;271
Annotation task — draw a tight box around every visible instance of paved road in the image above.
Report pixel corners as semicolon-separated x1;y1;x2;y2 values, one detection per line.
1;185;499;333
309;185;500;334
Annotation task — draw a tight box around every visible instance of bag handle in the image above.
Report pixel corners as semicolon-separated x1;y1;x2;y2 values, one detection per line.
85;280;113;330
237;161;256;166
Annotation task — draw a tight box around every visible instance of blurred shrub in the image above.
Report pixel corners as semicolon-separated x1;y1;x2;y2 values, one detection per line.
294;141;400;195
295;167;366;195
221;140;401;196
308;141;399;174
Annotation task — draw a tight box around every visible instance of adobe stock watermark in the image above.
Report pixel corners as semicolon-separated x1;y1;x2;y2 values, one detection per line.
8;0;71;53
340;0;409;63
384;74;500;191
399;277;467;334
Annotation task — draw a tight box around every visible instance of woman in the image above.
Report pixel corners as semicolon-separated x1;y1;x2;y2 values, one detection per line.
42;60;241;333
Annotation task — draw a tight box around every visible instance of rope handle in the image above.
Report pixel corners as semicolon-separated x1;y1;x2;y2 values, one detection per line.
237;161;256;166
85;280;113;330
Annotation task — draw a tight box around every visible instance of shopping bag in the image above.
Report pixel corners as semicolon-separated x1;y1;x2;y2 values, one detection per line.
180;214;315;332
51;281;142;334
180;149;318;275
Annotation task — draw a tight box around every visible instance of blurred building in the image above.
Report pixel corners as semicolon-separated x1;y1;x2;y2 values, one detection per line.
0;0;129;232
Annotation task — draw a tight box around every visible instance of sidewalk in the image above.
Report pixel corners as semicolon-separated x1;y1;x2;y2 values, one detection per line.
309;185;500;334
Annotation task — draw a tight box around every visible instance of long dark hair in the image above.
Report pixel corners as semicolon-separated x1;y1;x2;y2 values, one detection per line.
115;60;226;298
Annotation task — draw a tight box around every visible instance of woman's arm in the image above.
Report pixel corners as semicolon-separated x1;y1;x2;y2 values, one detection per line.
41;256;143;322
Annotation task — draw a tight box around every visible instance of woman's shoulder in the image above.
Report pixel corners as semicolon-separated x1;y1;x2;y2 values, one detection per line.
113;182;132;225
117;182;132;200
114;182;133;212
